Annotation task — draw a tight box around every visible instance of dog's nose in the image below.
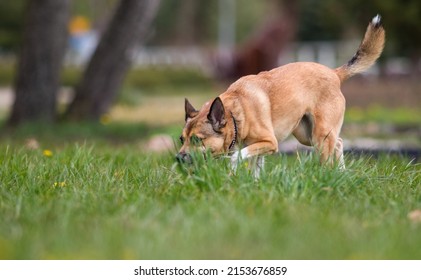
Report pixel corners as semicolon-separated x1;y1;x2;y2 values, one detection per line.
176;152;192;164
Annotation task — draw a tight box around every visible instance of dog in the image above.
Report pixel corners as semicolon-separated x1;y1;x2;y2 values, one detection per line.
177;15;385;175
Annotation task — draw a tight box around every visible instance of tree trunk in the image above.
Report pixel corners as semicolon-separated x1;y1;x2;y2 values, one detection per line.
8;0;70;126
65;0;160;121
175;0;196;45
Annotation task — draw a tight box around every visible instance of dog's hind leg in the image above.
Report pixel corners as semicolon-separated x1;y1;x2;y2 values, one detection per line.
314;131;337;165
311;91;345;168
312;123;346;168
293;113;314;146
335;137;345;170
293;113;345;169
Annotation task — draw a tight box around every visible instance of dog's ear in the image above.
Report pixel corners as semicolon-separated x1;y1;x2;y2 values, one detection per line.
207;97;226;132
185;98;198;122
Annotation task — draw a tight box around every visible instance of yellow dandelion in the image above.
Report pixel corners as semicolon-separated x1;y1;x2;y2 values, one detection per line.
100;114;111;125
53;181;66;188
43;149;53;157
114;170;124;179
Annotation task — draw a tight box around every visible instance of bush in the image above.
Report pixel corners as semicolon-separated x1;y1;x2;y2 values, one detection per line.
0;62;15;86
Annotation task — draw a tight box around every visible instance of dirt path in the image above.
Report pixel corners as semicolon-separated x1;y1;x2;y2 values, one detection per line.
0;87;13;109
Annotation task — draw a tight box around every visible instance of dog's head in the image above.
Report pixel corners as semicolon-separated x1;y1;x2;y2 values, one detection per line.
176;97;236;164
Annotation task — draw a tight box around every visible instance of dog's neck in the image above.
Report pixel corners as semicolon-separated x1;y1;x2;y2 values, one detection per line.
228;112;238;151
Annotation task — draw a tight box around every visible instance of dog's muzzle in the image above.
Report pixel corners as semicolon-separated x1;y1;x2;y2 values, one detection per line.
176;152;192;164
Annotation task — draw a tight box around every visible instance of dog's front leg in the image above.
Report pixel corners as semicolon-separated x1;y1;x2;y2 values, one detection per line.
230;147;249;173
230;141;277;178
251;156;265;179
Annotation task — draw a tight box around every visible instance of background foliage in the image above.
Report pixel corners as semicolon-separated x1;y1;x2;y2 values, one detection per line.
1;0;421;57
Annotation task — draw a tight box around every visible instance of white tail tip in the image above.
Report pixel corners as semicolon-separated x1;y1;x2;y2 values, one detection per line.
372;14;381;26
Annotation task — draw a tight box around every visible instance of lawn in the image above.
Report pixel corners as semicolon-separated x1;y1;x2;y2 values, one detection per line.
0;122;420;259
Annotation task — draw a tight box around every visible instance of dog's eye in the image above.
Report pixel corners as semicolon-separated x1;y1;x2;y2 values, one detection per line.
190;135;203;145
179;136;184;145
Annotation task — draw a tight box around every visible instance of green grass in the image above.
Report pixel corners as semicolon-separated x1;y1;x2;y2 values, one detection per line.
345;105;421;125
0;132;420;259
0;121;179;147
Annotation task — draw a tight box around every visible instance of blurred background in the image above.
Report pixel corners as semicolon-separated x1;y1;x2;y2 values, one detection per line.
0;0;420;154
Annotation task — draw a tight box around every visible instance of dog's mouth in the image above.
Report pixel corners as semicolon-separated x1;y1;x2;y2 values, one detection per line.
176;148;216;165
175;152;193;164
176;148;234;166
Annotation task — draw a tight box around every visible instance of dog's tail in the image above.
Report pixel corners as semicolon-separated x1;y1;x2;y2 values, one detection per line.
335;15;385;82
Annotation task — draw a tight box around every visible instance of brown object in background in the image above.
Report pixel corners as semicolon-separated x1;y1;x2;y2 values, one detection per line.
217;1;298;82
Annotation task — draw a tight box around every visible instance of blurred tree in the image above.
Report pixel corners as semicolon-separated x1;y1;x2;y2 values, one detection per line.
65;0;160;120
8;0;71;125
174;0;197;45
296;0;348;41
151;0;217;46
0;1;25;52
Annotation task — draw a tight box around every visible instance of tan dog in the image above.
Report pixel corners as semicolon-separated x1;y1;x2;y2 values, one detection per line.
177;15;385;175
